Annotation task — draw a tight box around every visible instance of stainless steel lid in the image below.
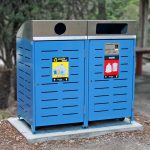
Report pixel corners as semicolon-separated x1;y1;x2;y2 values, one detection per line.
16;20;87;40
87;20;136;39
17;20;136;41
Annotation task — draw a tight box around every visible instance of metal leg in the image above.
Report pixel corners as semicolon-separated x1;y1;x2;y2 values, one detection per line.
18;115;21;120
130;115;134;124
83;120;88;129
31;125;36;134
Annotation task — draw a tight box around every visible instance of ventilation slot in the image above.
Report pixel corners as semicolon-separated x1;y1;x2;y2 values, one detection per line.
113;108;126;111
95;49;103;51
95;79;109;82
42;115;58;117
25;95;31;100
121;56;128;58
19;76;24;80
70;66;79;68
25;56;31;60
25;88;31;92
18;90;24;95
94;87;109;90
70;74;79;76
94;110;108;112
63;50;79;52
41;98;58;101
25;64;30;68
94;95;109;97
25;48;31;51
41;50;58;52
121;48;128;50
63;89;78;92
95;56;103;59
41;75;50;77
113;86;127;88
63;97;78;100
113;101;127;103
95;72;102;74
19;83;24;88
19;69;24;73
19;46;23;49
19;98;24;103
113;93;127;96
121;71;128;73
95;64;103;67
41;91;58;93
20;106;24;110
26;104;31;107
18;54;23;57
63;82;78;84
114;78;127;81
121;63;128;65
19;61;24;65
70;58;79;60
41;82;58;85
25;79;30;84
63;113;78;116
63;105;78;108
41;59;50;61
41;67;50;69
25;72;30;76
42;107;58;109
95;102;109;105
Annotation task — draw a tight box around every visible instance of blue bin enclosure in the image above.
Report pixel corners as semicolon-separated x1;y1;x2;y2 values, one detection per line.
86;20;136;124
16;20;87;133
16;20;136;133
88;39;136;122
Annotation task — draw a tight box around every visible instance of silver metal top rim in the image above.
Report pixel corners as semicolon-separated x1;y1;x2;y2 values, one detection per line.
32;35;136;41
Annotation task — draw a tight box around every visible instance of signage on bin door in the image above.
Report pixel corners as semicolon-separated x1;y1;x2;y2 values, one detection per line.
52;57;69;82
104;56;119;78
105;43;119;55
104;43;119;78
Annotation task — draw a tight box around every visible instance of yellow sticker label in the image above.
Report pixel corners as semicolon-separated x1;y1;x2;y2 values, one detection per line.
52;57;69;82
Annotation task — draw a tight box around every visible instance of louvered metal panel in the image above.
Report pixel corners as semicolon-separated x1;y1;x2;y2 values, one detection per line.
34;41;85;126
17;39;33;125
89;39;135;121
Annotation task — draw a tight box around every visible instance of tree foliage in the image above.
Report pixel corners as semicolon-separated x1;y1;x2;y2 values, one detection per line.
0;0;140;69
106;0;139;20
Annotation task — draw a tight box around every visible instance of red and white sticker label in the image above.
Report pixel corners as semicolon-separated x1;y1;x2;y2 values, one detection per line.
104;56;119;78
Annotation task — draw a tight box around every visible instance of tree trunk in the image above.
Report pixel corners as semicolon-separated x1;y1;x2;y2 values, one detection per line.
138;0;149;47
0;70;11;109
5;51;13;69
98;0;106;19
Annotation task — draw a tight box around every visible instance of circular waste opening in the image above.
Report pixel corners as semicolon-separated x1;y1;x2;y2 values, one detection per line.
54;23;66;35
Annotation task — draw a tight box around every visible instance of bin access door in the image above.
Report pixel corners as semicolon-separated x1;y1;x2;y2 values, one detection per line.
89;39;135;121
34;41;85;126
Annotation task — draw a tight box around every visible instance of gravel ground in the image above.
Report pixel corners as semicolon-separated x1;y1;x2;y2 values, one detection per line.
0;114;150;150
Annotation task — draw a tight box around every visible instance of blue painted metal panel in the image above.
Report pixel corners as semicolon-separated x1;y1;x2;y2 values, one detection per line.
131;40;136;121
89;39;135;121
34;41;85;126
16;38;33;125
